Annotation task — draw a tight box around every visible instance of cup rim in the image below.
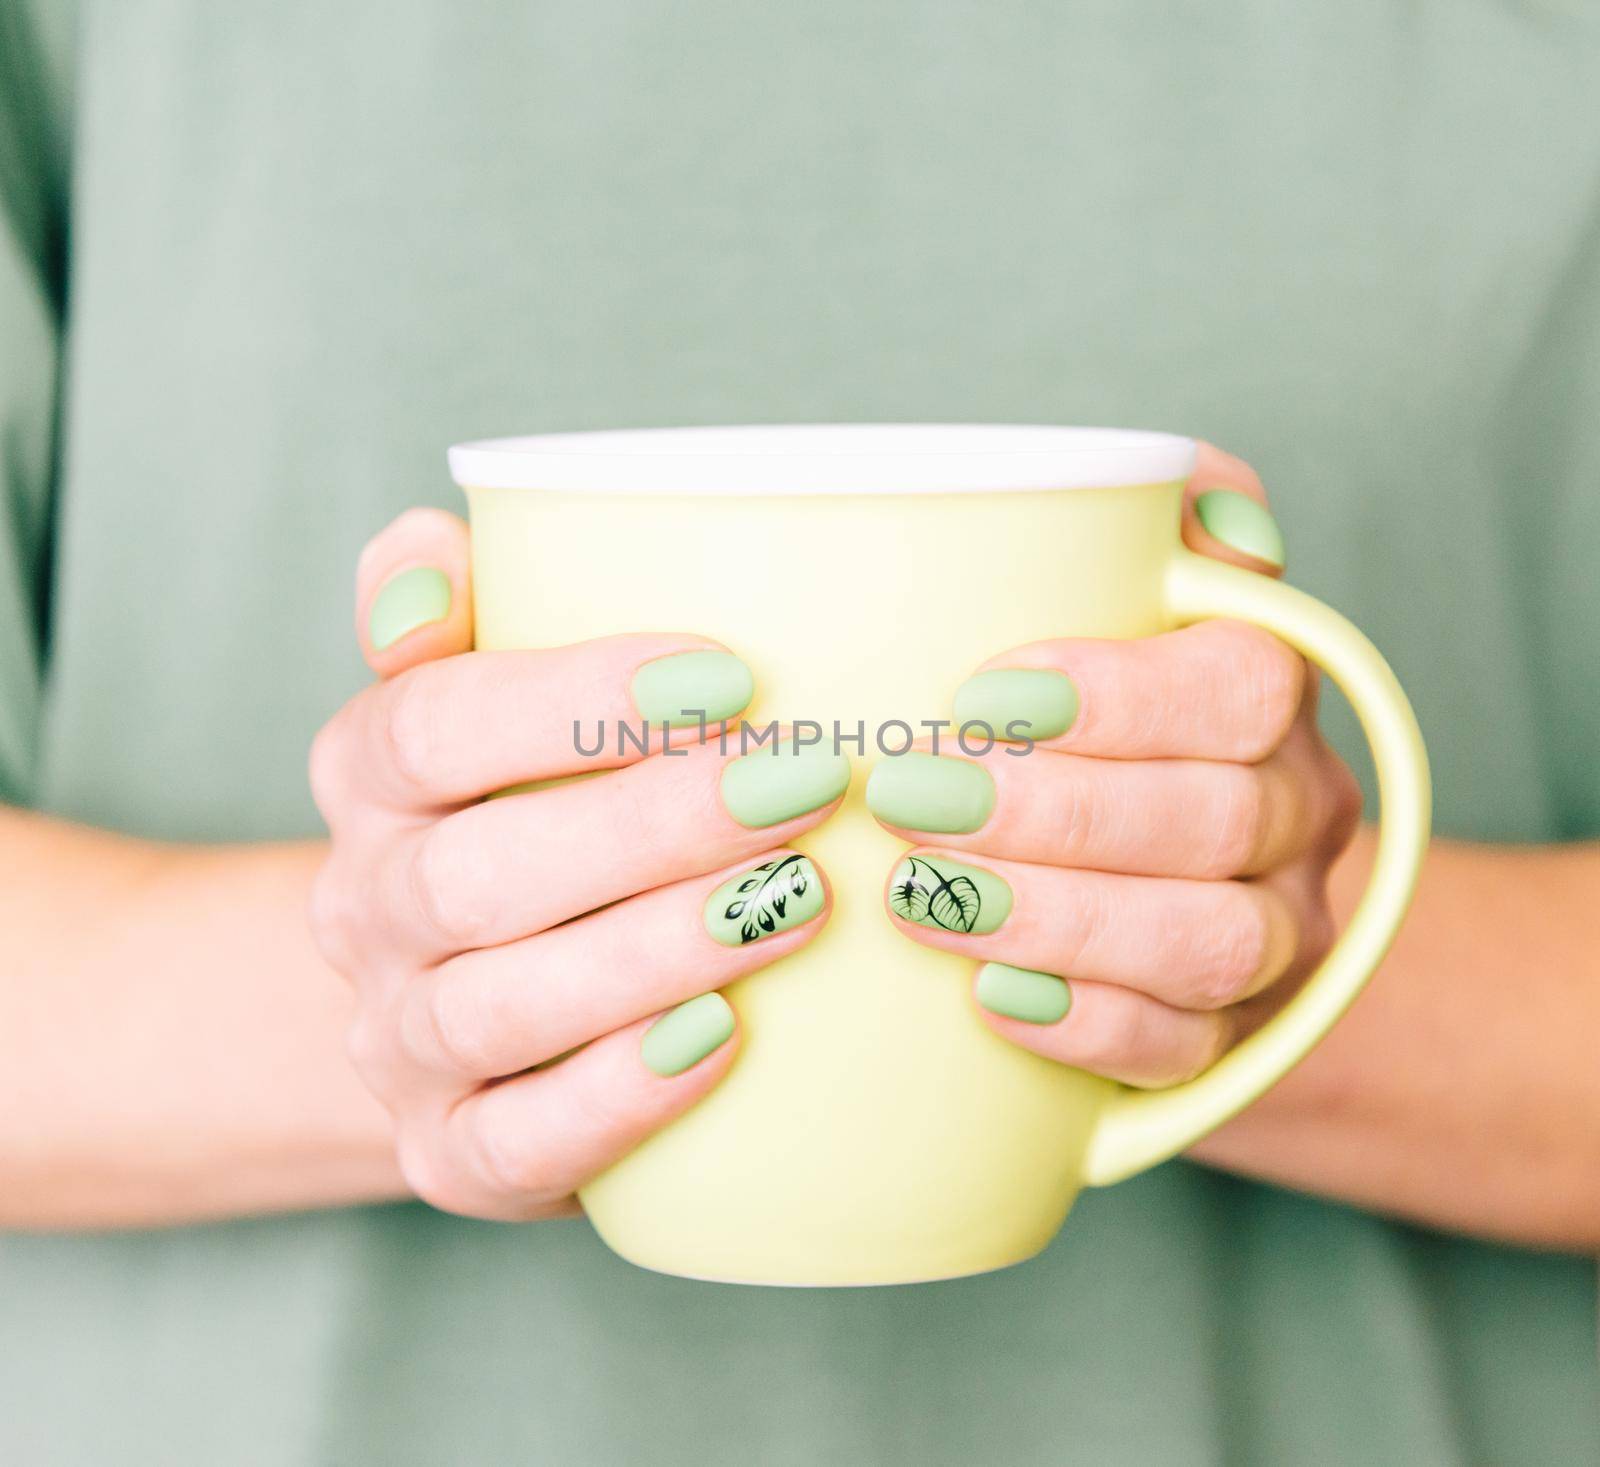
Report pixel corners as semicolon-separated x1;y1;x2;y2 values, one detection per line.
447;423;1197;495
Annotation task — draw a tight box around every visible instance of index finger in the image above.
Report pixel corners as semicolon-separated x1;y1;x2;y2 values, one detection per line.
314;633;754;817
953;618;1306;764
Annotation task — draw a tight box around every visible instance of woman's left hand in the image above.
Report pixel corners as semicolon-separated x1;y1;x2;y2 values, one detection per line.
869;444;1363;1087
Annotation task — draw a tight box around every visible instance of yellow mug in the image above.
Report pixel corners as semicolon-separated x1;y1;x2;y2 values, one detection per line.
449;425;1430;1287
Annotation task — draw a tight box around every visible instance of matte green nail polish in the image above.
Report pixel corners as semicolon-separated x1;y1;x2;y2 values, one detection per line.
640;992;736;1077
704;855;825;946
1195;489;1286;568
886;855;1012;935
369;566;451;650
720;739;851;828
953;668;1079;742
866;753;995;834
976;963;1071;1024
631;650;754;728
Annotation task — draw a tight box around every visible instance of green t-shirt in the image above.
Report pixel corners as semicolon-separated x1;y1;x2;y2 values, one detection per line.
3;2;1597;1462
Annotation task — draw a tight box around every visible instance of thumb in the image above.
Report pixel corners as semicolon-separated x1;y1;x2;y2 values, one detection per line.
1181;441;1287;579
355;507;474;678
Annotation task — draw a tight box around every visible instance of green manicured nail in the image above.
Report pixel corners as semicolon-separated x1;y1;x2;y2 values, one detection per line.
640;992;736;1077
976;963;1071;1024
953;669;1079;743
720;739;851;829
369;567;451;651
704;854;825;946
886;855;1012;935
866;753;995;834
631;650;754;728
1194;489;1286;568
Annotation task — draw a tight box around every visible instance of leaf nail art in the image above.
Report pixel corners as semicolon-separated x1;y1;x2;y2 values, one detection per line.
704;855;826;947
886;855;1012;936
889;856;981;931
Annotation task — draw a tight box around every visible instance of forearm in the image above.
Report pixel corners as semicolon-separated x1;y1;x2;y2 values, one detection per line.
1194;830;1600;1250
10;799;1596;1247
0;808;403;1229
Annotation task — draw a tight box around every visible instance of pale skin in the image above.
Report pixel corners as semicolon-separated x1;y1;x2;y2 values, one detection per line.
0;445;1595;1246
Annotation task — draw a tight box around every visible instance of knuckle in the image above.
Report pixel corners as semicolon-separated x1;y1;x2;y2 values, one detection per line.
468;1107;545;1198
1055;878;1108;975
394;1132;457;1212
344;1013;387;1084
1070;987;1231;1089
1324;758;1365;848
407;825;483;951
602;776;650;851
1066;988;1146;1072
1300;900;1340;966
1189;888;1272;1008
1226;626;1304;760
565;1078;639;1143
559;1041;680;1149
307;717;352;822
601;765;678;867
1168;1016;1231;1086
307;865;358;969
1051;766;1101;864
380;672;445;801
392;1134;434;1197
1206;766;1269;877
405;973;497;1077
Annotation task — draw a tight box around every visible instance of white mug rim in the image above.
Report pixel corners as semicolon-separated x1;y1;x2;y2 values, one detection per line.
447;423;1197;496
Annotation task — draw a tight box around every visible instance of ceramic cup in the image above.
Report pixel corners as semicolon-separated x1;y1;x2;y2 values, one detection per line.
449;425;1430;1286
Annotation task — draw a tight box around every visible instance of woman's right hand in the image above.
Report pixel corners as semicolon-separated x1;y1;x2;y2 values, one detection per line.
308;509;846;1220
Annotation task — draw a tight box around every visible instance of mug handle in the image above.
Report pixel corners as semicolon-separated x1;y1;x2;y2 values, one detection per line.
1081;548;1431;1186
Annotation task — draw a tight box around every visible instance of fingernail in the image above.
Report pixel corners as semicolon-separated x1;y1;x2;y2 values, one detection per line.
886;855;1012;935
866;753;995;834
1194;489;1286;569
641;992;737;1077
631;650;754;728
369;567;452;651
953;669;1079;743
720;739;851;829
704;854;825;946
976;963;1071;1024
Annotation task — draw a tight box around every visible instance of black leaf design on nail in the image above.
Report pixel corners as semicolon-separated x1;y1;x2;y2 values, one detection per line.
889;876;930;923
889;856;982;933
722;855;812;944
929;876;980;931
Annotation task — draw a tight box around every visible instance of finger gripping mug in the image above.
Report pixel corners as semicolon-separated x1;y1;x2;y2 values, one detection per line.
450;425;1431;1286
